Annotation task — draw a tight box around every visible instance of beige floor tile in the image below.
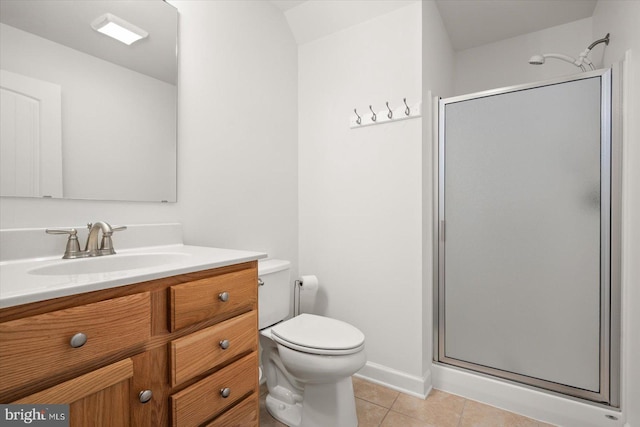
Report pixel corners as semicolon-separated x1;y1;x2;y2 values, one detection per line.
381;411;437;427
390;390;465;427
260;380;553;427
353;376;401;408
459;399;539;427
356;398;389;427
259;413;288;427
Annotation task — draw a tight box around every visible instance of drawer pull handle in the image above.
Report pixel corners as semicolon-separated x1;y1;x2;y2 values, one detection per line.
258;278;264;286
70;332;87;348
139;390;153;404
220;388;231;398
218;291;229;302
219;339;230;350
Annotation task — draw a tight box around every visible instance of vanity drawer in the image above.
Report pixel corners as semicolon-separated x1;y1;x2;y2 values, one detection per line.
171;352;257;427
204;393;259;427
0;292;151;396
170;310;258;386
169;266;257;331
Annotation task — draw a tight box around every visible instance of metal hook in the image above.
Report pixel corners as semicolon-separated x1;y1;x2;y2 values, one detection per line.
369;105;377;122
354;108;361;125
386;102;393;119
403;98;410;116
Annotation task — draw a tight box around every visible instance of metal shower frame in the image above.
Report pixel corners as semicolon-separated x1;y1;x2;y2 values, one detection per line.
432;67;622;407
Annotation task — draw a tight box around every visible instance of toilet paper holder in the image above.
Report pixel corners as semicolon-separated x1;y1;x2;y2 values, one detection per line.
294;275;319;316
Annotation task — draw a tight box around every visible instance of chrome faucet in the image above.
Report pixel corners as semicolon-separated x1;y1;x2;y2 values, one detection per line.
85;221;115;256
46;221;127;259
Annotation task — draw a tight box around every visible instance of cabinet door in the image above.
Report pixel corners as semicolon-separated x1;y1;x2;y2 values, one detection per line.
131;347;171;427
13;359;134;427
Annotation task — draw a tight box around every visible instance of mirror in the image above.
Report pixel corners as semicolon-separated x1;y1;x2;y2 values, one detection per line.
0;0;177;202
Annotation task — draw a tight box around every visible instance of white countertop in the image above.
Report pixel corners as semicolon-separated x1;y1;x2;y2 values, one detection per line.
0;244;267;308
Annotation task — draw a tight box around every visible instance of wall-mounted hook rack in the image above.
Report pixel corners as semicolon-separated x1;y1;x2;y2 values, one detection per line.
350;99;422;129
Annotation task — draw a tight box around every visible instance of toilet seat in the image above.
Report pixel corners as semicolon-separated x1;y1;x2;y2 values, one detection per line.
270;313;365;356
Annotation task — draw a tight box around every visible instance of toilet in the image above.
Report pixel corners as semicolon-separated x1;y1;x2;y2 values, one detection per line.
258;259;366;427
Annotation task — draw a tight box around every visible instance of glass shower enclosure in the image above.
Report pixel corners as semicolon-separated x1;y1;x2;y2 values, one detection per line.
434;68;620;406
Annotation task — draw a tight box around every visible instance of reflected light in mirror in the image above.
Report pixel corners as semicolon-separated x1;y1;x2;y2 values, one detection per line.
91;13;148;45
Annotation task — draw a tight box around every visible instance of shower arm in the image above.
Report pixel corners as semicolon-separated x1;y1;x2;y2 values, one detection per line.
578;33;610;71
588;33;610;51
543;53;587;71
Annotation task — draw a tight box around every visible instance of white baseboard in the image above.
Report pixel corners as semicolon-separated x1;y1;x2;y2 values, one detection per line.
354;361;432;399
432;363;625;427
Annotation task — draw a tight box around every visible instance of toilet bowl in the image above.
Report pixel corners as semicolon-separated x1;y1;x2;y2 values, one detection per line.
258;260;366;427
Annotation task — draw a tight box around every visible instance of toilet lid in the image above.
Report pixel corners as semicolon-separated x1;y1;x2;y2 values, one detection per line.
270;314;365;355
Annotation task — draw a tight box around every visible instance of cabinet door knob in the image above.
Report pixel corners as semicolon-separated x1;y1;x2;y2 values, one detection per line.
139;390;153;403
258;278;264;286
220;388;231;398
219;339;230;350
69;332;87;348
218;291;229;302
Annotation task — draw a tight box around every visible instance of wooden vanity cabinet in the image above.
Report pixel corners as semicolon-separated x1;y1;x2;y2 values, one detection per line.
0;261;260;427
13;358;135;427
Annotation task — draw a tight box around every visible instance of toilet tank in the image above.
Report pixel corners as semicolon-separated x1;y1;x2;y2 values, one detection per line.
258;259;291;329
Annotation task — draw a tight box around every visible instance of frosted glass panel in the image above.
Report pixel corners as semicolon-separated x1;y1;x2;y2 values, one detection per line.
443;77;602;392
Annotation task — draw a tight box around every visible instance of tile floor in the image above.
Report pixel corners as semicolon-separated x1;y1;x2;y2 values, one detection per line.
259;377;556;427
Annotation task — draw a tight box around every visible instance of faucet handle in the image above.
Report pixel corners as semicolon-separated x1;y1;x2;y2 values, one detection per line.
100;225;126;255
45;228;81;259
46;227;78;236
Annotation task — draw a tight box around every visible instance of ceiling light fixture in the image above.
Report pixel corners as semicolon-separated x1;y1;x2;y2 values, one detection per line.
91;13;148;45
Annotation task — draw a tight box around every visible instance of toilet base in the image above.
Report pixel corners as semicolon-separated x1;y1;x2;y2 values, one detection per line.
266;393;302;427
265;377;358;427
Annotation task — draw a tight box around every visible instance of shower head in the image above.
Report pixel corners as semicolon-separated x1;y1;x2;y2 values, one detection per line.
528;33;609;72
527;53;585;71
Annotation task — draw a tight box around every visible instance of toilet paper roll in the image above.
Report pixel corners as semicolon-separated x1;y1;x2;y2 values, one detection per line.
298;275;319;315
299;275;319;293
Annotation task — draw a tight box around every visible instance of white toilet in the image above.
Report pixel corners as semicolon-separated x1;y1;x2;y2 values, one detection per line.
258;259;366;427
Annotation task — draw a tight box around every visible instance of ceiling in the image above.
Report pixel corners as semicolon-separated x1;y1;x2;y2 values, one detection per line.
271;0;598;50
435;0;597;50
271;0;307;12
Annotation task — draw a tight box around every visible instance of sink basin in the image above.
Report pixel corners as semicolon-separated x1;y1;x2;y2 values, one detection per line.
28;253;190;276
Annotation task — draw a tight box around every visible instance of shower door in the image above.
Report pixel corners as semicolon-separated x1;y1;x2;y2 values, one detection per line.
435;69;620;405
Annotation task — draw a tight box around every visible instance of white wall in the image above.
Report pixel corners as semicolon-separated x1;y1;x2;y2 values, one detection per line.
454;17;594;95
593;3;640;426
298;1;452;395
421;0;455;390
171;0;299;270
283;0;415;45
